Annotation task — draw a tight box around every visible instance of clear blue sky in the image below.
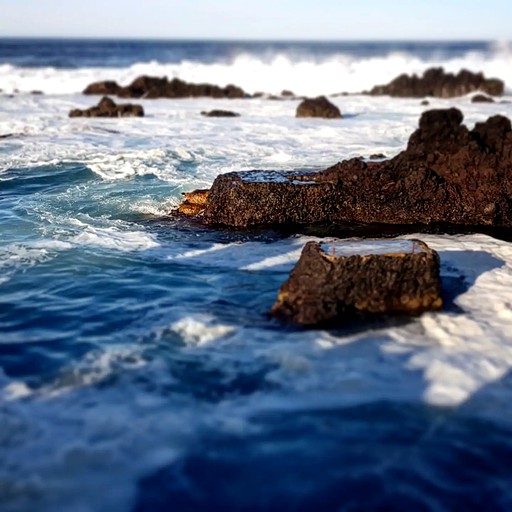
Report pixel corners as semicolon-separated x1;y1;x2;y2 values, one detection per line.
0;0;510;40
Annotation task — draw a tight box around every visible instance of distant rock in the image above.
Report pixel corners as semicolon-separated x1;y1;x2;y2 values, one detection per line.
271;240;442;326
368;153;387;160
281;90;295;97
369;67;504;98
83;80;123;96
83;76;248;99
30;90;43;95
471;94;495;103
179;108;512;229
69;96;144;118
421;100;430;106
201;110;240;117
296;96;342;119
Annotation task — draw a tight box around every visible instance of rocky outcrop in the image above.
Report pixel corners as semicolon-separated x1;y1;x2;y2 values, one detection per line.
369;67;504;98
271;239;442;326
83;76;247;99
69;96;144;117
180;108;512;229
296;96;342;119
201;110;240;117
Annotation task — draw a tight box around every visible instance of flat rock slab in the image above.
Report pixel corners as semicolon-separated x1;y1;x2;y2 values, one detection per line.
271;239;442;326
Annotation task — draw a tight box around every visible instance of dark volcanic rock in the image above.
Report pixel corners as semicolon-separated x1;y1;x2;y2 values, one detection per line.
83;80;123;96
472;94;495;103
421;100;430;106
296;96;342;119
69;96;144;118
271;239;442;326
181;108;512;229
84;76;248;99
369;67;504;98
201;110;240;117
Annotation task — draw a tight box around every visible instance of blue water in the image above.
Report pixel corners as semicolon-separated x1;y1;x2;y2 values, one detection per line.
1;39;512;511
0;38;494;68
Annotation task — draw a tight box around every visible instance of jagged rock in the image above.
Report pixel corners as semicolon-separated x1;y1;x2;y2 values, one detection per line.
296;96;342;119
84;76;247;99
177;189;209;216
270;239;442;326
83;80;123;96
180;108;512;229
201;110;240;117
69;96;144;118
369;67;504;98
472;94;495;103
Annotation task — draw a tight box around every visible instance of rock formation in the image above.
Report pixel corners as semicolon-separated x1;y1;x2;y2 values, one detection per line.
296;96;342;119
69;96;144;118
369;67;504;98
178;108;512;229
83;76;247;99
271;240;442;326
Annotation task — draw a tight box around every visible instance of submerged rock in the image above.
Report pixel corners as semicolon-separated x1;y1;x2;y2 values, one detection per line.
83;76;247;99
369;67;504;98
201;110;240;117
271;239;442;326
296;96;342;119
178;108;512;229
471;94;495;103
69;96;144;118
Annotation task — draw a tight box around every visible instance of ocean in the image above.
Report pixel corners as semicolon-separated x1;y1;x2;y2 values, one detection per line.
1;38;512;512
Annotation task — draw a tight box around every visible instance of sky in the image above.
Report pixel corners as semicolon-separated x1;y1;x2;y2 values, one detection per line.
0;0;510;40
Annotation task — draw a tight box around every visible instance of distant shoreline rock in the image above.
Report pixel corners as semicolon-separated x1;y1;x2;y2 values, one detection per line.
368;67;504;98
201;110;240;117
83;76;248;100
177;108;512;229
296;96;342;119
69;96;144;118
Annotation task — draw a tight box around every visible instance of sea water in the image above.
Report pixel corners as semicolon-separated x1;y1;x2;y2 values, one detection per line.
2;39;512;511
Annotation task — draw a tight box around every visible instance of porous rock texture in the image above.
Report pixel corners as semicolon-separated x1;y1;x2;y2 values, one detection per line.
83;76;247;99
270;240;442;326
369;67;504;98
194;108;512;228
177;189;210;216
296;96;342;119
69;96;144;118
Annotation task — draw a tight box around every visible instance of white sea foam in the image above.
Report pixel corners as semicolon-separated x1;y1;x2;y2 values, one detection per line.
72;225;160;252
1;44;512;96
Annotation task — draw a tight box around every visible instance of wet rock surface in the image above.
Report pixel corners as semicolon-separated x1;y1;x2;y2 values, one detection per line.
369;67;504;98
69;96;144;117
182;108;512;229
296;96;342;118
83;76;247;99
271;239;442;326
